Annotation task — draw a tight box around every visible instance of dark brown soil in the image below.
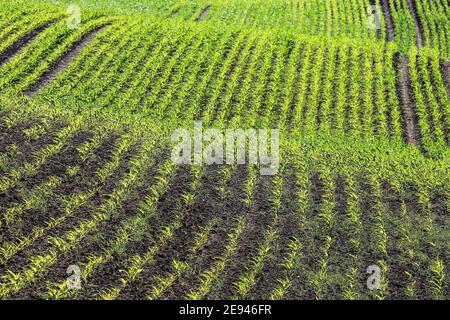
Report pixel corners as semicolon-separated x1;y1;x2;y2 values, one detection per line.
357;176;382;299
406;0;424;48
285;45;308;129
1;131;121;246
0;129;93;242
402;184;432;299
206;171;273;299
0;119;70;232
166;165;248;300
0;118;45;158
0;20;56;67
440;60;450;97
324;176;356;299
70;165;192;300
357;178;432;299
168;6;182;18
121;165;245;299
26;25;107;96
117;166;200;299
396;53;420;145
287;172;324;300
380;0;395;41
9;146;167;299
0;121;69;192
429;192;449;268
382;181;414;299
248;167;303;299
308;172;325;221
195;6;211;22
0;138;145;277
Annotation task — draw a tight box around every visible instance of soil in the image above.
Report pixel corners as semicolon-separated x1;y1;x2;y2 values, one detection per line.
405;0;424;48
168;6;182;18
248;166;303;299
173;166;248;299
0;136;143;274
324;176;357;299
0;20;56;67
26;25;107;96
73;164;193;300
11;145;167;299
382;181;414;299
440;60;450;97
0;129;93;243
195;6;211;22
208;171;273;299
396;53;420;145
380;0;395;41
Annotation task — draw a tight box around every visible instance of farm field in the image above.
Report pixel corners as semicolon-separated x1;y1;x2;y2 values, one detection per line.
0;0;448;300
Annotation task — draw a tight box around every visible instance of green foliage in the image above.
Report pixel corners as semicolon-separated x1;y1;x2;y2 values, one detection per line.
0;0;448;301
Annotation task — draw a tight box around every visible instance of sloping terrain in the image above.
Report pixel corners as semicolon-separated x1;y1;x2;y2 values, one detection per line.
0;0;448;300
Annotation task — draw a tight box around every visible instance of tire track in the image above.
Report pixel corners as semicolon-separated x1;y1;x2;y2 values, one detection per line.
397;53;419;145
380;0;395;41
196;6;211;22
406;0;424;48
0;21;57;67
26;25;108;96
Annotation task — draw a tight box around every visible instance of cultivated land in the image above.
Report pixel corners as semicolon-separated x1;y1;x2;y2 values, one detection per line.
0;0;448;300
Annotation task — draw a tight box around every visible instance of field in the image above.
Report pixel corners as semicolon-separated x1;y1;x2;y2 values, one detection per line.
0;0;448;300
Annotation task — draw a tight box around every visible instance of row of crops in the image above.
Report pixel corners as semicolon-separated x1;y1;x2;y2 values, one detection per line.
7;0;448;58
0;91;448;299
387;0;449;57
0;6;448;155
0;0;448;300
